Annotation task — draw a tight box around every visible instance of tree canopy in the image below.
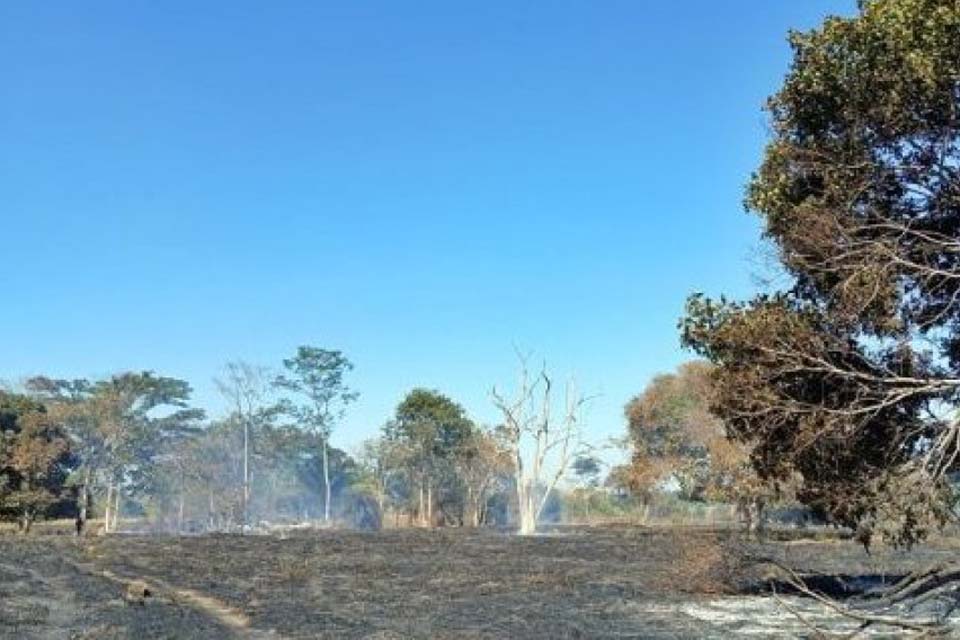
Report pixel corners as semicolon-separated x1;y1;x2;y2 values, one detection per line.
624;361;757;504
0;391;73;530
682;0;960;547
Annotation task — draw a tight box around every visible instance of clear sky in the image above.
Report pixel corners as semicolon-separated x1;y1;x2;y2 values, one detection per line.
2;1;854;463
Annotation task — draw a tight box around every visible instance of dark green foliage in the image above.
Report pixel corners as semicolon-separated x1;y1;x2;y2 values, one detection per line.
572;455;602;488
0;391;74;529
682;0;960;547
386;388;474;459
384;389;480;524
274;346;358;438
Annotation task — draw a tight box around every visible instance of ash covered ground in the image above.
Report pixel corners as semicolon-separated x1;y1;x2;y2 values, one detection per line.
2;525;955;639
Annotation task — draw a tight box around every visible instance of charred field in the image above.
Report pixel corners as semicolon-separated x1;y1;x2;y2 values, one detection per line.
2;524;957;639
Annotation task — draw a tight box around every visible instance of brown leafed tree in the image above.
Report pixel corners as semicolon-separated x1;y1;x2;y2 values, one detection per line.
0;392;72;532
625;362;767;524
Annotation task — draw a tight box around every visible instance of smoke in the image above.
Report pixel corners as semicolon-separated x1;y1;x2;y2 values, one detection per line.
141;420;382;534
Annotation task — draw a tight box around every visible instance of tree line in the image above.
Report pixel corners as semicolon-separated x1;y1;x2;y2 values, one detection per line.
1;348;624;534
1;347;791;535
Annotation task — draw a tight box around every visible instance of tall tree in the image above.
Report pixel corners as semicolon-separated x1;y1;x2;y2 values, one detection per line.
682;0;960;548
88;372;202;532
492;357;585;535
215;361;273;531
274;346;358;523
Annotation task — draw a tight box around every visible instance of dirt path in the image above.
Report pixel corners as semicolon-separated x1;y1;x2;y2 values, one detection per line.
65;559;285;639
0;537;249;639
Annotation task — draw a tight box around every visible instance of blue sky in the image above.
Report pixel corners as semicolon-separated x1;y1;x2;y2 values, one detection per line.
2;1;853;462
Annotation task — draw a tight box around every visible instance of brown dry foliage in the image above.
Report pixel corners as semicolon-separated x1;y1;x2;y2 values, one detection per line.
652;532;750;595
624;361;764;505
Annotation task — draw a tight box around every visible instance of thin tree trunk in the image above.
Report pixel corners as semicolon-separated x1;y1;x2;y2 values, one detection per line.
242;415;249;533
322;437;331;523
104;484;114;534
426;480;433;527
418;477;425;526
79;470;90;524
111;489;120;532
178;493;185;534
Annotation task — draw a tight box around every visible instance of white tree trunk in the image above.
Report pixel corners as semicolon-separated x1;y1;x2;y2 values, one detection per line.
80;469;90;523
111;490;120;532
418;477;425;526
208;490;215;532
322;438;331;523
178;493;185;534
243;415;249;532
517;480;537;535
466;486;479;528
426;480;433;527
104;484;114;533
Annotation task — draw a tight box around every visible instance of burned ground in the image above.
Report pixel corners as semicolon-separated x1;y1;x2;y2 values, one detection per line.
1;525;957;639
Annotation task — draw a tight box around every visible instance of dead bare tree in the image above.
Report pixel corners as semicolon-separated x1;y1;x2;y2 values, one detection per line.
492;355;587;535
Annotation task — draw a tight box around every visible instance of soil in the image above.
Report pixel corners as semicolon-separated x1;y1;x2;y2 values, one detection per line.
1;525;957;639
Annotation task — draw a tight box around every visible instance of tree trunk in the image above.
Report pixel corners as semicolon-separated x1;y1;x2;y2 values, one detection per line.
465;486;479;528
322;438;331;523
426;479;433;527
418;478;425;526
80;469;90;524
515;455;536;535
111;490;120;532
104;484;114;534
242;415;249;533
519;478;538;535
178;493;185;534
208;490;215;532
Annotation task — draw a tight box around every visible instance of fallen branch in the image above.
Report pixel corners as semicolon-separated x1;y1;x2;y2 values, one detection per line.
763;558;952;636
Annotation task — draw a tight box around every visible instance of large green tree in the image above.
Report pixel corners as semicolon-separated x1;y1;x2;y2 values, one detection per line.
384;389;473;526
683;0;960;547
